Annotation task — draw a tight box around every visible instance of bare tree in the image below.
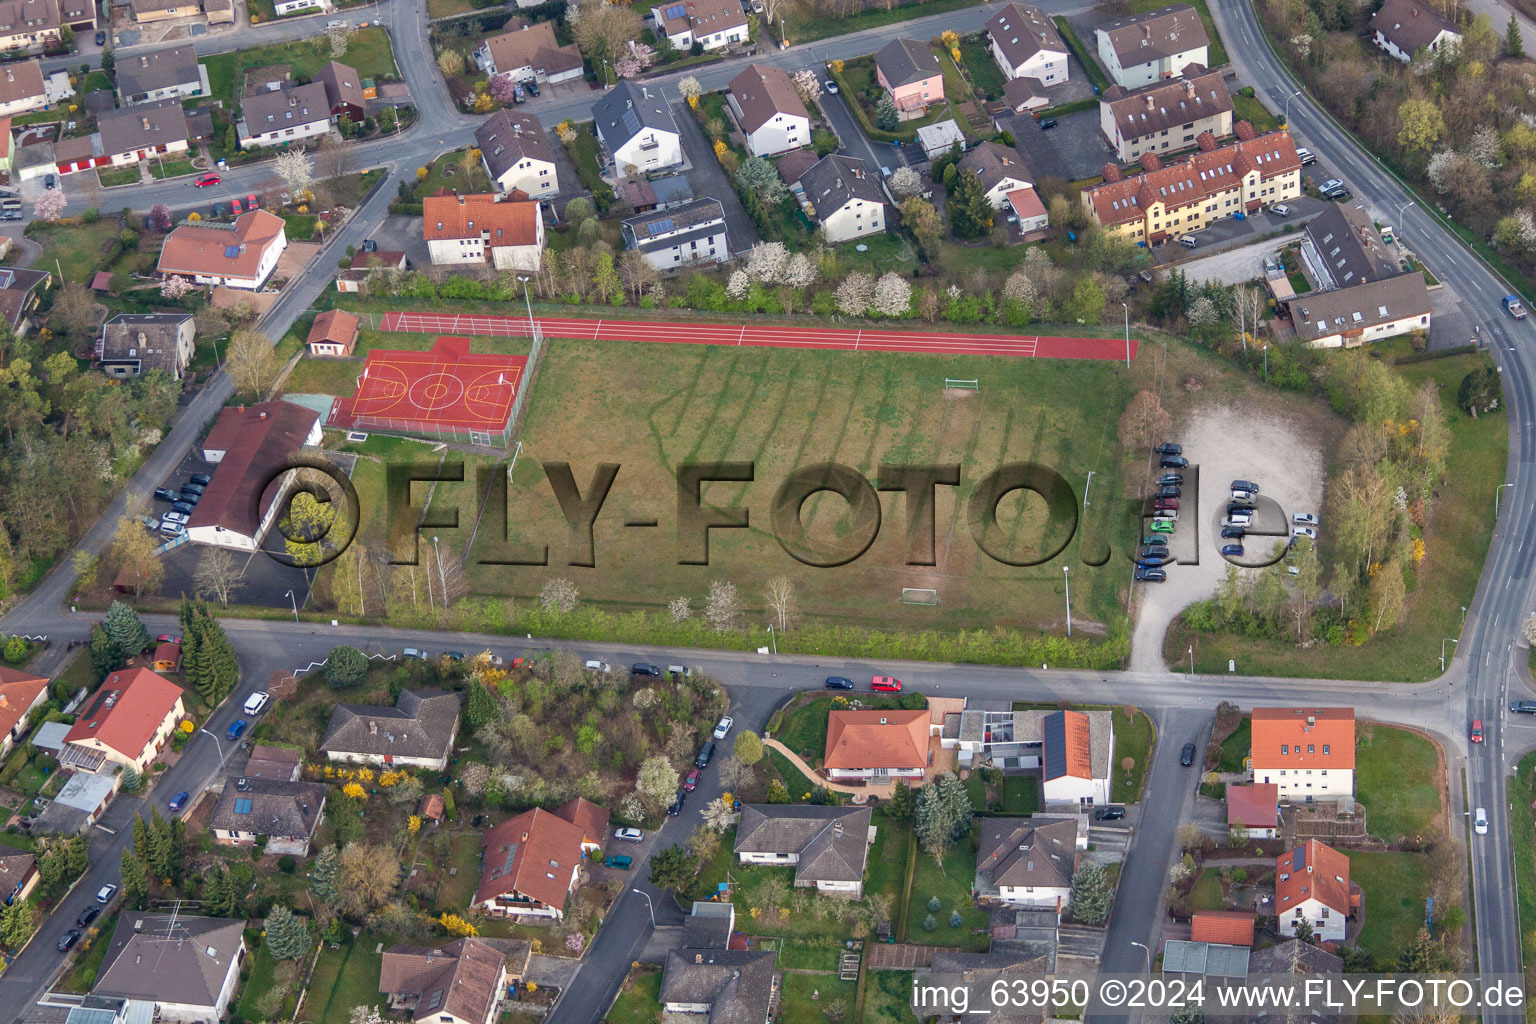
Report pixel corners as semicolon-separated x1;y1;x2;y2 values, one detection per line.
226;329;280;399
540;577;580;613
193;547;247;606
570;0;643;72
49;281;98;339
1117;390;1172;452
763;575;796;631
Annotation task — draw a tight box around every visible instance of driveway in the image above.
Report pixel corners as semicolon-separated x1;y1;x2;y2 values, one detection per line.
816;90;910;173
1147;196;1328;267
1002;109;1109;181
672;100;759;257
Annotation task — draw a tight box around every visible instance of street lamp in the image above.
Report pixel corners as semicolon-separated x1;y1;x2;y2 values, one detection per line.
1283;89;1302;123
1262;343;1268;381
632;888;655;927
517;275;538;344
767;624;777;655
1121;302;1130;368
199;727;226;763
1062;565;1071;638
1188;644;1195;675
1396;199;1414;223
1441;637;1458;673
432;535;447;605
1497;482;1514;516
283;589;298;622
1084;470;1094;510
1130;940;1150;974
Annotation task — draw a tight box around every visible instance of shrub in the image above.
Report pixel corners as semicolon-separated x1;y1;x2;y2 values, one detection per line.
922;914;937;931
927;896;941;912
948;909;963;927
278;856;297;874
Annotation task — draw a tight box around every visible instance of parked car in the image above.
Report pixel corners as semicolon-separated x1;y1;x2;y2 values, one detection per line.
94;29;105;44
213;203;226;218
667;791;685;816
1221;544;1245;557
168;791;189;811
444;651;466;661
683;768;701;792
1220;525;1246;539
156;633;181;644
1512;701;1536;714
604;854;633;870
1226;502;1254;516
583;660;612;673
360;238;378;253
159;522;185;537
180;481;205;495
712;716;734;740
1471;719;1484;743
44;174;55;189
246;193;260;210
1157;486;1180;499
523;79;540;96
58;930;80;952
1230;488;1255;503
227;719;247;740
1296;147;1316;165
1134;567;1166;582
403;647;428;660
1293;512;1320;527
154;487;177;501
1094;806;1126;821
1141;535;1168;547
1158;473;1183;486
1475;807;1489;835
1231;480;1259;494
1154;443;1183;456
824;79;838;93
1292;526;1318;541
1150;519;1176;533
631;662;661;677
1038;117;1057;129
162;511;189;526
1319;178;1344;194
1180;743;1197;766
614;827;644;842
230;198;243;215
1270;203;1291;217
1153;498;1178;511
824;676;854;689
871;676;902;691
96;884;117;903
694;741;715;768
1160;455;1189;469
243;691;270;715
195;173;220;188
513;83;527;103
171;500;195;515
76;907;99;928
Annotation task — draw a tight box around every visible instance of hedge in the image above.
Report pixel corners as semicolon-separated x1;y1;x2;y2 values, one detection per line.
1393;344;1478;365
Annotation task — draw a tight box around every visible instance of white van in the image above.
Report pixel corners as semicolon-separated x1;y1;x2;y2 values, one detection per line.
1296;147;1315;165
243;691;270;715
1177;234;1198;249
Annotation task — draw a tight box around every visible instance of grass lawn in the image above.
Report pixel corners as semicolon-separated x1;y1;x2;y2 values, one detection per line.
203;27;398;108
1189;867;1224;911
958;34;1005;99
469;336;1137;639
779;972;856;1023
57;910;118;991
234;941;293;1021
1123;0;1228;66
1231;92;1277;132
283;213;320;240
1167;344;1505;681
904;830;988;950
866;811;911;910
302;935;386;1024
865;969;919;1022
410;148;493;201
98;166;140;187
1216;717;1250;773
564;124;615;206
936;241;1034;276
151;158;197;180
23;217;121;281
426;0;474;15
1507;751;1536;1001
1001;775;1039;814
773;940;839;970
604;966;662;1024
82;70;113;93
773;694;913;763
1346;850;1429;960
1355;724;1441;841
1111;708;1155;803
786;0;990;44
765;748;822;800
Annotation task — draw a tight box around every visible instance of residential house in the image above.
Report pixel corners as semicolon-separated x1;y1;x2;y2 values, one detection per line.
875;37;943;117
915;117;965;159
823;707;928;783
1225;782;1279;838
59;668;184;776
239;81;330;148
379;939;508;1024
620;198;728;270
727;63;810;157
305;308;359;356
204;0;233;23
187;401;323;550
97;99;190;167
958;140;1034;209
1244;939;1344;1022
1099;64;1231;161
1191;910;1256;946
95;313;196;380
116;45;207;104
973;816;1079;910
1002;74;1050;113
423;191;544;272
1095;4;1209;88
0;666;49;759
733;805;874;896
660;949;775;1021
1249;707;1355;802
800;153;887;245
1370;0;1461;62
0;846;37;906
985;3;1067;86
913;951;1050;1023
472;21;583;85
0;0;62;51
593;81;682;174
0;267;50;337
418;793;445;825
474;798;609;919
1161;940;1251;979
157;209;288;289
59;0;91;30
209;775;327;855
243;744;303;781
935;704;1112;807
683;901;735;949
0;60;45;117
129;0;199;22
92;915;246;1023
320;689;462;770
1274;839;1357;943
1081;127;1302;244
336;249;408;292
314;60;365;122
776;147;819;188
651;0;748;49
1006;185;1048;234
34;771;120;833
1295;203;1430;348
475;110;558;198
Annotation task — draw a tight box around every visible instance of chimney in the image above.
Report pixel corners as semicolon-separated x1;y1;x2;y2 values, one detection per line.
258;410;267;419
140;55;147;66
832;820;842;837
238;404;245;412
695;954;704;964
1184;78;1195;96
141;117;150;130
369;720;378;734
521;831;529;841
1145;95;1155;110
1142;22;1151;37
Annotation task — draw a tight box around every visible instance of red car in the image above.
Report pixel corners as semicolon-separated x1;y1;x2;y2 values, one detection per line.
871;676;902;692
1154;498;1179;511
683;768;701;791
1471;719;1484;743
246;193;260;210
156;633;181;644
230;198;243;215
194;173;220;187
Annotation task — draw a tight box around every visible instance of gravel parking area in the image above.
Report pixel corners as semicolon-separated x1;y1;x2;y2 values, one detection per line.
1129;405;1325;672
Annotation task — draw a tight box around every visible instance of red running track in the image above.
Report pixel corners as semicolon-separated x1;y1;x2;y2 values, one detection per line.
378;312;1139;361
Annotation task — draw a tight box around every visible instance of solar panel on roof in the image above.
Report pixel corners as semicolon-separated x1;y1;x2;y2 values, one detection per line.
647;218;674;235
224;245;240;258
621;109;642;136
665;4;686;16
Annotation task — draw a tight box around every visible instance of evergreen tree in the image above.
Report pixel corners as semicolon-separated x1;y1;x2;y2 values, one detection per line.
0;897;32;950
325;645;368;688
913;773;972;863
648;845;697;896
120;848;149;909
1069;863;1113;924
131;813;149;860
886;779;915;823
1509;13;1525;57
265;905;312;961
875;94;899;131
88;624;124;682
1398;927;1453;971
948;171;993;239
311;845;341;905
103;600;148;655
202;866;229;916
464;682;498;728
143;809;180;880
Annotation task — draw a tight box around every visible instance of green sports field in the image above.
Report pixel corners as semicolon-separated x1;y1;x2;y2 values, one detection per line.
460;337;1140;635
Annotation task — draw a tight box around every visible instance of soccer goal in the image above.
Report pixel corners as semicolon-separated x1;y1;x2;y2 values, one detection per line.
901;588;940;605
944;378;980;391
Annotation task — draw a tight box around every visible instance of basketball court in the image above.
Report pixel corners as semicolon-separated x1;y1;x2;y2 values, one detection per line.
328;336;527;446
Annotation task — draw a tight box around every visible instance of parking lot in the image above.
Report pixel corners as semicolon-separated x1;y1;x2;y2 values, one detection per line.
1001;109;1110;181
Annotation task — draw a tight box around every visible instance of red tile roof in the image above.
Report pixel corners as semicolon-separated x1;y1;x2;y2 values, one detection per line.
1250;708;1354;771
1275;839;1350;916
1086;129;1300;227
553;796;609;846
1191;910;1255;946
424;192;540;247
63;668;182;762
157;209;286;281
1006;186;1047;221
1225;783;1279;829
0;666;46;740
1059;709;1092;779
476;807;588;910
189;401;320;539
306;309;360;354
823;709;928;771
